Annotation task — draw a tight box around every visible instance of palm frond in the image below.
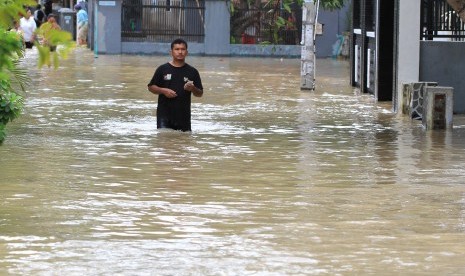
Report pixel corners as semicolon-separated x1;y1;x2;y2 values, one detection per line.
7;60;30;96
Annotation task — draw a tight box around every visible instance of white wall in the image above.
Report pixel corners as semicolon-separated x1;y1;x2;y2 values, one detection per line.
396;0;421;112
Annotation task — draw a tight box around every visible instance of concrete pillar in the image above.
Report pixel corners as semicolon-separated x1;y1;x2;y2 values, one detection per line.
422;87;453;130
300;0;316;90
204;0;230;55
396;0;421;112
402;82;437;119
93;0;122;54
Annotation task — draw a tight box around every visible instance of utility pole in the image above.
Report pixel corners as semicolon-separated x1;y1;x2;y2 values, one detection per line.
300;0;318;90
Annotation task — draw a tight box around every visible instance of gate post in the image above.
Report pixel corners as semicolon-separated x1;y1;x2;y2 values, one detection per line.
422;87;454;130
92;0;122;54
205;0;229;55
300;0;317;90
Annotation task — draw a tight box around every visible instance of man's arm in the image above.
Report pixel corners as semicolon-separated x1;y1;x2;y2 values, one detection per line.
147;84;178;98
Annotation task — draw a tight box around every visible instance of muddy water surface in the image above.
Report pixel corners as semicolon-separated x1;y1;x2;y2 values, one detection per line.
0;48;465;275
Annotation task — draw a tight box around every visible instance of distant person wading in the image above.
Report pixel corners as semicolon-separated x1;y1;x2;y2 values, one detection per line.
20;7;37;48
34;4;45;28
74;4;88;46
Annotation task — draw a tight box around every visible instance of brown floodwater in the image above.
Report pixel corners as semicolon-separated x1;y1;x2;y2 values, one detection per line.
0;48;465;275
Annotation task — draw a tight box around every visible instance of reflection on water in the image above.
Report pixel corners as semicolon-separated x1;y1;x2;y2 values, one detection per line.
0;48;465;275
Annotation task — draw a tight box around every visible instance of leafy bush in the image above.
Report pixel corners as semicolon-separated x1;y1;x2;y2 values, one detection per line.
0;28;25;144
0;0;74;144
0;91;23;125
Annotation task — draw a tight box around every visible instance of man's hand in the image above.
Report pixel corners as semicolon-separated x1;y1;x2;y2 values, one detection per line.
163;88;177;98
184;81;195;92
184;81;203;97
148;85;177;98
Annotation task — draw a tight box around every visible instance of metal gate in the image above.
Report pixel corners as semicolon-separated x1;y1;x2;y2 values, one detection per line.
421;0;465;41
121;0;205;43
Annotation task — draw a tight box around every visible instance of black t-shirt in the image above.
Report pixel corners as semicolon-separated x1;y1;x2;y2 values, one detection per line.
148;62;203;131
34;9;45;22
44;0;53;16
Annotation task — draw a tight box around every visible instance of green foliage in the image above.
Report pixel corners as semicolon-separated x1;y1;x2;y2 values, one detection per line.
0;29;24;81
0;0;74;144
0;90;23;125
0;0;30;143
320;0;346;11
7;60;29;94
0;89;23;144
0;0;36;29
0;124;5;143
0;27;25;144
231;0;346;45
36;23;75;68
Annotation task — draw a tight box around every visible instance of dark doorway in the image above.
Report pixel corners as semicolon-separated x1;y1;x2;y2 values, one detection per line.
376;0;395;101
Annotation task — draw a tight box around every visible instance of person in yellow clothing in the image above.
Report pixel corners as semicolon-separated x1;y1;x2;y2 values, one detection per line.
38;14;61;52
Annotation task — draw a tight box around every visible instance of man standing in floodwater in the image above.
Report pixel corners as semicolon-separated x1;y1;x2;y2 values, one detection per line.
147;38;203;132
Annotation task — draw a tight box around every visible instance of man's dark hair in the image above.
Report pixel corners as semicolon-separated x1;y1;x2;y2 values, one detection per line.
171;38;188;50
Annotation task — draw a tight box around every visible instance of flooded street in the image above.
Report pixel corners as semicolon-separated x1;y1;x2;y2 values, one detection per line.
1;48;465;275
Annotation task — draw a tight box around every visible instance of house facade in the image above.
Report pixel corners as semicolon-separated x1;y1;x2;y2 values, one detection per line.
351;0;465;114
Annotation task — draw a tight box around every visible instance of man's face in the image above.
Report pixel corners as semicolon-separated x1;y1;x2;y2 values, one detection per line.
171;43;188;61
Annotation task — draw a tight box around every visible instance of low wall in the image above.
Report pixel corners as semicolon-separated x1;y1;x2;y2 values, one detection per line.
121;42;301;57
122;42;206;56
230;45;300;57
420;41;465;114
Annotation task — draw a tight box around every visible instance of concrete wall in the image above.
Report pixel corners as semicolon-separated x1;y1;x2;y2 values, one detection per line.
122;41;206;55
122;42;301;57
230;45;300;57
315;4;351;58
420;41;465;114
396;0;421;112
